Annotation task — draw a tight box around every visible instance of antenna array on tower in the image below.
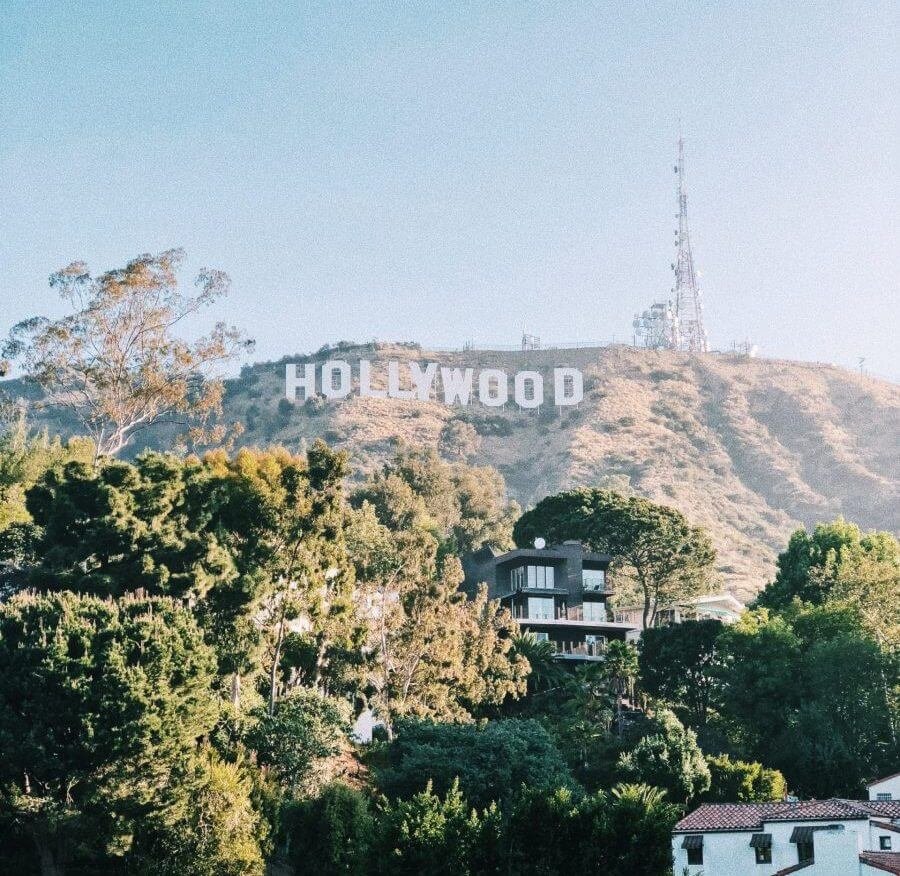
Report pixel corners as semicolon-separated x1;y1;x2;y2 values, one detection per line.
634;136;710;353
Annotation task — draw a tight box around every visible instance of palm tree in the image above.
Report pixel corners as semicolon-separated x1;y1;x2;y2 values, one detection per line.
511;631;567;695
603;640;639;736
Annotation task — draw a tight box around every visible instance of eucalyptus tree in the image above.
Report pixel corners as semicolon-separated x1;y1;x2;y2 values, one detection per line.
3;249;252;459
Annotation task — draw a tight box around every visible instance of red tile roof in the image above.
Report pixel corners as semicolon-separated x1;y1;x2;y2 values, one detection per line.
860;852;900;874
675;797;900;832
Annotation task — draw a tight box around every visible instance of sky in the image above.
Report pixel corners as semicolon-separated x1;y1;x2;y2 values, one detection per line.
1;1;898;379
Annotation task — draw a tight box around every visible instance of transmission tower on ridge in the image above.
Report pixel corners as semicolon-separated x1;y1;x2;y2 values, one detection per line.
671;136;709;353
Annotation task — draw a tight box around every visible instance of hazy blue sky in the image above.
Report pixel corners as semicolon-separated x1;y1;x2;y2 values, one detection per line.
2;2;898;378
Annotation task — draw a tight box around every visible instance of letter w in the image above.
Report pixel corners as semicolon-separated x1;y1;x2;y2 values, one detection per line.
440;367;474;405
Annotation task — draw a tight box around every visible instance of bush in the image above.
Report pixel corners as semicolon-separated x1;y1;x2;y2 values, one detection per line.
246;688;351;795
703;754;787;802
373;780;478;876
375;718;576;810
286;783;373;876
616;710;711;803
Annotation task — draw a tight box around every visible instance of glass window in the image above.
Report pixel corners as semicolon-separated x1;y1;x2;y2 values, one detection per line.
797;842;813;864
527;566;536;588
877;793;892;801
582;569;606;591
754;846;772;864
584;634;606;656
881;837;892;851
686;847;703;865
545;565;555;588
582;601;607;622
527;597;554;620
533;632;549;642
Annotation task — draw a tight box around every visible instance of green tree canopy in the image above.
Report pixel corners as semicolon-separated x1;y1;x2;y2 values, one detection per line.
0;591;218;875
129;750;268;876
514;489;716;628
716;604;898;797
352;445;518;557
246;688;351;796
616;709;711;803
703;754;786;802
639;619;724;729
757;519;899;619
375;718;576;811
349;503;526;735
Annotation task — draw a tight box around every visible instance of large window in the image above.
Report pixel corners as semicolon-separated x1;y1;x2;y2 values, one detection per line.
877;792;893;801
527;597;555;620
582;601;607;622
512;565;555;589
582;569;606;591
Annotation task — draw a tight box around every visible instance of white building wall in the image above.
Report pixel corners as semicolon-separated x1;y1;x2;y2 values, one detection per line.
672;820;864;876
868;774;900;801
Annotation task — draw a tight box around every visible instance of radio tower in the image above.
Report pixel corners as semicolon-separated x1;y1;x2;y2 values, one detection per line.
672;135;709;353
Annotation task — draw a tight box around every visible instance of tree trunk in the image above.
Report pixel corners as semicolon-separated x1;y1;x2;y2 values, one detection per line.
269;605;286;716
230;671;241;707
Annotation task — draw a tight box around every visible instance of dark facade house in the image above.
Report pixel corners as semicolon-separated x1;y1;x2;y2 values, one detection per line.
461;540;637;660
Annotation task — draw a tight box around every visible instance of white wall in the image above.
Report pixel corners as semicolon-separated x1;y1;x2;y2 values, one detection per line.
672;820;864;876
868;774;900;801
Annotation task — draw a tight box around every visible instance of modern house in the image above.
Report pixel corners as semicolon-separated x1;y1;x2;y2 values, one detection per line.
671;781;900;875
614;591;745;629
461;540;637;659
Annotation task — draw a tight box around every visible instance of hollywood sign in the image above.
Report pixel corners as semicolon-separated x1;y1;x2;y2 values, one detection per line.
285;360;584;408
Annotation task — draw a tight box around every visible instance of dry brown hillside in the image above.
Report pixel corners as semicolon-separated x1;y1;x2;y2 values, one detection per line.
5;342;897;601
213;342;899;602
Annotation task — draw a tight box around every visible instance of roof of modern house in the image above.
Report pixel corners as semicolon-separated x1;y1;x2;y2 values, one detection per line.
674;799;900;833
869;772;900;787
488;546;612;564
860;852;900;874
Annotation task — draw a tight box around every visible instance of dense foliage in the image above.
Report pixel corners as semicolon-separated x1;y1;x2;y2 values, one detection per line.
0;407;894;875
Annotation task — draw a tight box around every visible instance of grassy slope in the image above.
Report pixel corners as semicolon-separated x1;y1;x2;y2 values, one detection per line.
5;342;898;601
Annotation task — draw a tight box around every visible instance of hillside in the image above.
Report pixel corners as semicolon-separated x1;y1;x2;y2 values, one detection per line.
5;342;898;601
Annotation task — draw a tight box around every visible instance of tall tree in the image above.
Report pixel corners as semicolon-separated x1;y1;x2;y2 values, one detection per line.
0;592;218;876
353;445;518;557
756;518;899;614
514;489;716;628
3;249;252;459
639;619;724;729
349;503;526;737
7;442;362;709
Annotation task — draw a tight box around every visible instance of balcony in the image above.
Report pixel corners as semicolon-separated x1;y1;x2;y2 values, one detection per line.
512;605;608;624
552;640;607;660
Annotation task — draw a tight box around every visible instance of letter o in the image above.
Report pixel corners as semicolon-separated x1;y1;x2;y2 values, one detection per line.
478;369;508;407
514;371;543;409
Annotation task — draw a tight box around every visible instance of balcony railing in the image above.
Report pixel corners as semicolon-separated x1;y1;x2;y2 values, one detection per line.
552;640;607;660
512;605;608;623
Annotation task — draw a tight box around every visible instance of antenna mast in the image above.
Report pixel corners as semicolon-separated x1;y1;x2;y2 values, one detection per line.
672;136;709;353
